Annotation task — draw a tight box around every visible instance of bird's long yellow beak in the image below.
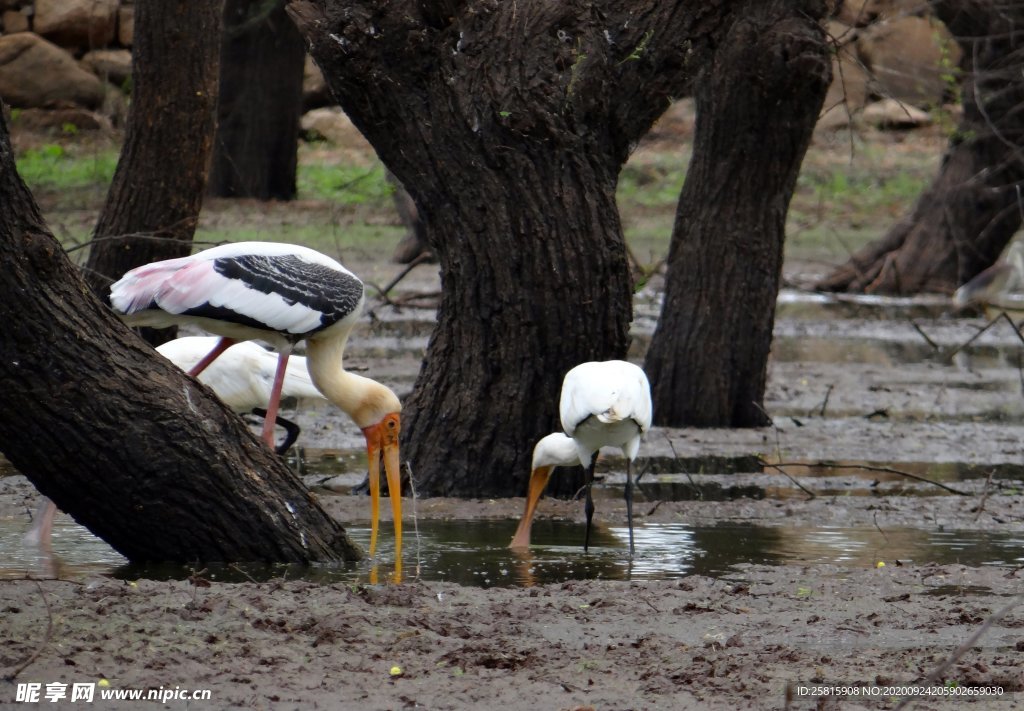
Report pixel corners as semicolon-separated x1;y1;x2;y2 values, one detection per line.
509;465;553;549
363;413;403;565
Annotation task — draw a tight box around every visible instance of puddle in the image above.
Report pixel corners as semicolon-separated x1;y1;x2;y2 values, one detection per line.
3;515;1022;589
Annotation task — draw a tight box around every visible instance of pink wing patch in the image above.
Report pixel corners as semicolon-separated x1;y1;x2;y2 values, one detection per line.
110;255;232;316
109;256;193;315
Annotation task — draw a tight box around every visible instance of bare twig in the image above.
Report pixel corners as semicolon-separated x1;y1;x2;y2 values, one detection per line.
663;431;701;499
893;593;1024;711
972;471;995;522
1;579;55;681
757;458;817;500
909;319;939;351
946;311;1024;360
367;252;434;305
228;563;259;584
815;384;834;418
872;511;890;544
766;461;970;496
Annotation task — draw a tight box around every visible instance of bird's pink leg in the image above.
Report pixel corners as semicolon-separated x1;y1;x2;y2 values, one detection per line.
259;352;290;448
24;497;58;549
187;337;236;377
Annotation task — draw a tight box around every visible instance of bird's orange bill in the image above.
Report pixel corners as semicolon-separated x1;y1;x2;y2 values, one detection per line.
509;465;553;549
362;414;403;564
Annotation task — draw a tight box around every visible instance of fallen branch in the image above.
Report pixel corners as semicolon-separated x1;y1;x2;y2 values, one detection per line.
764;460;971;496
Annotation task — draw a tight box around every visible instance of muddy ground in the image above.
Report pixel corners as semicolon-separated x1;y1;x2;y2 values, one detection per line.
3;114;1024;709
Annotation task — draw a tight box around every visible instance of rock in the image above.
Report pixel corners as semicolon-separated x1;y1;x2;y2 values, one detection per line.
0;33;105;108
2;8;29;34
837;0;925;27
857;16;960;107
12;106;112;132
34;0;118;50
861;98;932;128
300;107;377;165
81;48;131;87
818;48;871;130
118;2;133;47
303;54;330;110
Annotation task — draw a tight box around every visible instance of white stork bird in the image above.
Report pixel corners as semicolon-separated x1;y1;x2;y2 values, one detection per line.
26;336;328;549
108;241;404;559
953;241;1024;320
510;360;652;554
155;336;326;454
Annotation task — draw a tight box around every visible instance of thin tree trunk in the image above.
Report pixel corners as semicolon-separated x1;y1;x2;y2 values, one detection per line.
645;1;831;426
289;0;700;497
816;0;1024;294
0;110;359;564
208;0;306;200
84;0;223;345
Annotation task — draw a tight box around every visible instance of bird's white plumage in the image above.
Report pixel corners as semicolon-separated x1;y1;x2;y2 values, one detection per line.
156;337;325;412
559;360;652;465
953;241;1024;309
531;432;582;470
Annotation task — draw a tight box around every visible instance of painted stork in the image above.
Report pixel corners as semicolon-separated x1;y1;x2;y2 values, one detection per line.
108;241;403;559
510;360;652;554
26;335;328;549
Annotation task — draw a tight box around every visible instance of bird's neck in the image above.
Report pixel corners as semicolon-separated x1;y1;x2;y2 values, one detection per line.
306;332;400;428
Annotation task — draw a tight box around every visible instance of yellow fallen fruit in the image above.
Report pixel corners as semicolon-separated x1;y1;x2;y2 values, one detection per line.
390;666;402;677
876;561;886;568
98;679;110;688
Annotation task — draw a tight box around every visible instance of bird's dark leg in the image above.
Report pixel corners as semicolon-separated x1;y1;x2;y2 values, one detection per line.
187;337;236;377
584;454;596;553
251;408;301;455
625;458;635;556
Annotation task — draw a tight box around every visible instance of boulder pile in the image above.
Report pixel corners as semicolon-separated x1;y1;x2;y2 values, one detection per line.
0;0;962;136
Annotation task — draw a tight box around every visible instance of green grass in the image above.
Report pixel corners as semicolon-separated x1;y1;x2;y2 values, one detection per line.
15;143;118;192
297;161;393;205
15;128;940;269
193;222;405;258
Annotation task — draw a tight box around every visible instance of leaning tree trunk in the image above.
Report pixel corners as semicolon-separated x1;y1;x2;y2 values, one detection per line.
0;110;359;564
817;0;1024;294
84;0;223;345
288;0;704;498
208;0;306;200
645;1;831;427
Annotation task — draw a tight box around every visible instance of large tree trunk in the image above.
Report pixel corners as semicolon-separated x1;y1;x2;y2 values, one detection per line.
0;111;359;564
645;1;831;427
208;0;306;200
84;0;223;345
817;0;1024;294
288;0;702;498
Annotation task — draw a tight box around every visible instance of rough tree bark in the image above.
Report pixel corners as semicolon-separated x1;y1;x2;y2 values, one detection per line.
208;0;306;200
817;0;1024;294
645;1;832;427
84;0;223;336
0;110;359;564
288;0;707;498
